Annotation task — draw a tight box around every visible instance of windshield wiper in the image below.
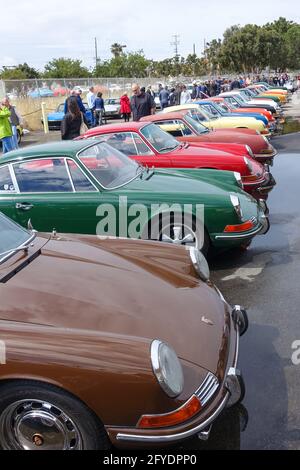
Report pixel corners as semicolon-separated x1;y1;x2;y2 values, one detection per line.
0;232;37;260
159;145;179;152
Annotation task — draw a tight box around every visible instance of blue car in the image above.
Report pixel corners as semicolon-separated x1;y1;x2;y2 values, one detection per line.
42;102;93;130
195;100;270;127
28;87;54;98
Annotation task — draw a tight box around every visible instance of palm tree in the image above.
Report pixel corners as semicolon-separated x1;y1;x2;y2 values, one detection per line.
110;43;126;58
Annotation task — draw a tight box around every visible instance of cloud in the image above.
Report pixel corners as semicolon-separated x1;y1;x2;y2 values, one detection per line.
0;0;299;70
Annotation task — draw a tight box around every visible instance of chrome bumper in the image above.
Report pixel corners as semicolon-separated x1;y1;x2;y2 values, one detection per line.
116;304;245;445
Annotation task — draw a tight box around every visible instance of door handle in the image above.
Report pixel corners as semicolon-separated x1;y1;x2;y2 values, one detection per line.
15;202;34;211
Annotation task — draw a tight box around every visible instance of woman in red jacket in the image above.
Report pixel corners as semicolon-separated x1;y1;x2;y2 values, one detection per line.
120;92;131;122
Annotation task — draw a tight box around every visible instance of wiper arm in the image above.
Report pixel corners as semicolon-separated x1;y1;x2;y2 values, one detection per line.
159;145;178;152
0;232;37;260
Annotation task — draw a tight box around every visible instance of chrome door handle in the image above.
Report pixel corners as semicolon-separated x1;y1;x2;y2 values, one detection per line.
15;202;33;211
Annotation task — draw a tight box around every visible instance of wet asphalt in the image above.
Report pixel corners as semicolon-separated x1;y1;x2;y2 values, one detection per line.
206;132;300;450
4;122;300;451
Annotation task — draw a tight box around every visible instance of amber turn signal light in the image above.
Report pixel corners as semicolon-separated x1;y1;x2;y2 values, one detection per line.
137;395;201;429
224;220;254;233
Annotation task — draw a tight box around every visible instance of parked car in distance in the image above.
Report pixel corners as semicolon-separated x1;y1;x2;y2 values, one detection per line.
81;122;276;199
140;111;277;165
41;102;93;130
163;104;269;135
104;98;122;119
0;211;248;450
0;140;269;255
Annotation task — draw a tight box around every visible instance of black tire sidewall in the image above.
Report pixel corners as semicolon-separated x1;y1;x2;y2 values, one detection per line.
0;381;110;450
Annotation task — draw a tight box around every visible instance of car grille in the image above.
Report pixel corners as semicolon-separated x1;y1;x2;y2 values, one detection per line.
195;372;219;407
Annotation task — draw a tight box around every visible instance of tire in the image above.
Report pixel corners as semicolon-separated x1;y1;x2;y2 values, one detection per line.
0;381;111;450
143;213;210;258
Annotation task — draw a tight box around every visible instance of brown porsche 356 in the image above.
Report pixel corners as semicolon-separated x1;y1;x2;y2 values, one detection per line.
0;213;247;450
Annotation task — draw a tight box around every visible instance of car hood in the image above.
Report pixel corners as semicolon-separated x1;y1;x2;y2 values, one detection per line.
0;235;231;375
171;143;239;158
203;129;267;154
123;169;238;197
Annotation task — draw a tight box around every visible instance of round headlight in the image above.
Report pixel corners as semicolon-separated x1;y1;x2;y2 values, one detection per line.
189;247;210;281
151;340;184;398
234;171;243;187
230;194;243;220
243;157;254;173
245;145;254;158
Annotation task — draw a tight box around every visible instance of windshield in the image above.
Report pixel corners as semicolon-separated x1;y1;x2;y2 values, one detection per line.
57;104;64;112
184;113;210;134
140;123;179;153
198;105;217;120
78;142;141;189
211;102;227;115
233;94;247;104
0;213;31;261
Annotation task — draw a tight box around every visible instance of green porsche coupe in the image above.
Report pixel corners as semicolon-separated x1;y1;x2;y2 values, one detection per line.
0;140;268;254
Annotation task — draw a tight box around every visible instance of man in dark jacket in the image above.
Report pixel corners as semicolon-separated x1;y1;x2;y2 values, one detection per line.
130;84;155;121
64;89;86;114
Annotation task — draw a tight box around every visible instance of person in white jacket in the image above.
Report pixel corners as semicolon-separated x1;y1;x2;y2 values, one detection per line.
180;85;191;104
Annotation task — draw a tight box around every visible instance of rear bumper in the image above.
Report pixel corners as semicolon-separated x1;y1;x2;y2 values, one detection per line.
108;302;245;447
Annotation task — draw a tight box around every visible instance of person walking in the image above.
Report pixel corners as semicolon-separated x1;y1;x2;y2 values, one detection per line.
2;97;21;149
61;98;88;140
180;85;191;104
120;92;131;122
159;86;169;109
0;100;13;153
130;84;155;121
64;88;86;115
94;92;105;126
86;86;96;126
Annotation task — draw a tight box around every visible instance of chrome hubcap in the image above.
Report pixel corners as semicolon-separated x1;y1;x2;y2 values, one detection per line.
161;225;198;249
0;400;83;450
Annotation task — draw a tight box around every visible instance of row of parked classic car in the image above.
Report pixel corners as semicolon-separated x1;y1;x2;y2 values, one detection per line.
0;81;287;450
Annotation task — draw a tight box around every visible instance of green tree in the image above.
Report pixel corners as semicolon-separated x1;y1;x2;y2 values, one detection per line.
43;58;90;78
0;63;40;79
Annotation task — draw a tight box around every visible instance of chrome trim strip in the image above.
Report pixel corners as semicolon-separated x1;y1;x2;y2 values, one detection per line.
116;392;230;443
64;158;75;192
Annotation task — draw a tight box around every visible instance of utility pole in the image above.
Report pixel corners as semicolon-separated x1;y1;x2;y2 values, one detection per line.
193;43;196;55
171;34;180;60
94;37;100;68
171;34;180;77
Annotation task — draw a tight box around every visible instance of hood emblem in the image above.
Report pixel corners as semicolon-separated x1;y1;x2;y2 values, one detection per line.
201;316;214;326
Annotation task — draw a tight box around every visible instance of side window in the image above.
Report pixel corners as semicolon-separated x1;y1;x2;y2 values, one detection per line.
67;160;97;192
175;121;192;136
132;133;154;155
0;166;15;192
97;132;137;156
13;158;73;193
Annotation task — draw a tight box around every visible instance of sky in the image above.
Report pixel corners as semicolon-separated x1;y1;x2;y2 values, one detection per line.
1;0;300;71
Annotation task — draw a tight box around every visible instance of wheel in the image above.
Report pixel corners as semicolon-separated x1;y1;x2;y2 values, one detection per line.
235;308;249;336
144;214;210;257
0;381;111;450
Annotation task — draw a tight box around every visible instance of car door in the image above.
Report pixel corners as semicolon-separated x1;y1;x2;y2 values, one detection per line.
11;157;103;234
0;164;18;222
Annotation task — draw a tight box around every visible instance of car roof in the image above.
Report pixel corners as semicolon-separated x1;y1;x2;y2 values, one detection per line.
140;112;188;122
0;140;102;164
85;121;149;136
